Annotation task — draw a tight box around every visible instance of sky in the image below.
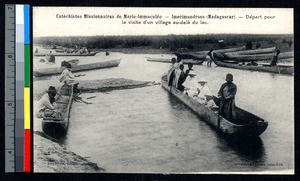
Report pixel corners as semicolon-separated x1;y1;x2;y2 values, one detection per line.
33;7;293;37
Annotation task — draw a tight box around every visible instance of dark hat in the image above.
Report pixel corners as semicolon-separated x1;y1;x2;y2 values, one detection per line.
65;63;72;68
46;86;57;94
276;49;281;54
226;73;233;81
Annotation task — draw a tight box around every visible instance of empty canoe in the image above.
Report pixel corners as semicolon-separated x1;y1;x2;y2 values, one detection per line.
33;58;121;77
146;57;204;65
34;52;98;56
213;60;294;75
226;47;276;55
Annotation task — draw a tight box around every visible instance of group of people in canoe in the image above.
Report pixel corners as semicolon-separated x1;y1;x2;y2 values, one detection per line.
36;62;79;119
167;57;238;121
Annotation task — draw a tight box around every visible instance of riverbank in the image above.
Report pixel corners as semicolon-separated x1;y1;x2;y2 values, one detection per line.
34;132;105;172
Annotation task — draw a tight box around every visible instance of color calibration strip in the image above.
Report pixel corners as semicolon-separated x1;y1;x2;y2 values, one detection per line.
5;4;31;172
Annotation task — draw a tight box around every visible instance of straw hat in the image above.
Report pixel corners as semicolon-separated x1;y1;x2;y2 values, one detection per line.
46;86;57;94
198;78;207;83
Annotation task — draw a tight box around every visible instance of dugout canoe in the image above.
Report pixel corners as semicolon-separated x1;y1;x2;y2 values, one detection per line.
146;57;204;65
161;75;268;137
225;47;276;55
193;46;246;54
174;46;246;60
213;60;294;75
33;58;121;77
223;51;294;62
42;85;74;139
34;52;97;56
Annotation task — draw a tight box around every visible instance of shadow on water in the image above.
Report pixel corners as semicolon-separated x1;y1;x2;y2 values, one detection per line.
216;133;266;162
167;92;266;163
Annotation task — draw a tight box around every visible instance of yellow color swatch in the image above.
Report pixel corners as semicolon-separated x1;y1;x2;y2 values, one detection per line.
24;87;30;129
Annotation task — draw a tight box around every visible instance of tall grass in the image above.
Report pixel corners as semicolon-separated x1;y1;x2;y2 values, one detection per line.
33;34;293;51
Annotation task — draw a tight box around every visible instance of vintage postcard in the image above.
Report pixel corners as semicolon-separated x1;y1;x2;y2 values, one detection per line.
32;7;294;174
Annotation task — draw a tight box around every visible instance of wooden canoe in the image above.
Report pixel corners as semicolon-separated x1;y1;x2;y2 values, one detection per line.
223;52;294;62
33;58;121;77
146;57;204;65
42;85;74;139
34;52;97;56
213;60;294;75
174;46;246;60
161;75;268;137
193;46;246;54
226;47;276;55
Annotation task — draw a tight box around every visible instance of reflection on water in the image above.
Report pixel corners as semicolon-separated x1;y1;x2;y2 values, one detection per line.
34;52;293;173
167;91;266;162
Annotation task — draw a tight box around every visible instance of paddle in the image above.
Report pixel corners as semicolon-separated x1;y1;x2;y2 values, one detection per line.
86;96;96;100
74;95;92;104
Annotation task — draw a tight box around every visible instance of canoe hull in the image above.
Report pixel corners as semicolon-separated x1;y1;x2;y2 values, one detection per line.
146;57;203;65
34;58;121;77
161;75;268;137
34;52;97;56
174;46;246;60
42;85;74;139
226;47;276;55
224;52;294;61
214;60;294;75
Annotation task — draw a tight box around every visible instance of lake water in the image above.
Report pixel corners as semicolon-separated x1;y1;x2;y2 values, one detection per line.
34;50;294;173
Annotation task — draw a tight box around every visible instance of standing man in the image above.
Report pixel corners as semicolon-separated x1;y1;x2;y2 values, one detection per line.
207;49;214;67
167;58;177;86
270;50;281;67
172;64;185;91
218;73;237;121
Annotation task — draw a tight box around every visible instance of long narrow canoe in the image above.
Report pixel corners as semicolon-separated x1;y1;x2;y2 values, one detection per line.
33;58;121;77
224;52;294;61
161;75;268;137
42;84;74;139
34;52;97;56
146;57;204;65
174;46;246;60
226;47;276;55
194;46;246;54
213;60;294;75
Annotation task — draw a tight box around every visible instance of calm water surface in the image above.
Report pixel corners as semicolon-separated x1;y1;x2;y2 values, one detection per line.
34;51;294;173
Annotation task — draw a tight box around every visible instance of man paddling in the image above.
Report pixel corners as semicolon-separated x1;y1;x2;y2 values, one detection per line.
218;73;237;121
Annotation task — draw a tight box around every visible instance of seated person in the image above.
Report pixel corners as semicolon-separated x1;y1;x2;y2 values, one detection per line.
194;78;218;108
36;86;58;118
182;70;199;97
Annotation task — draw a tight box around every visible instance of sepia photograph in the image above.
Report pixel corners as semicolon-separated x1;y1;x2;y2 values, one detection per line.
32;7;294;174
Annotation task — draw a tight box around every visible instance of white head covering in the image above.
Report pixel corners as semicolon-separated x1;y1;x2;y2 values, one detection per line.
198;77;207;83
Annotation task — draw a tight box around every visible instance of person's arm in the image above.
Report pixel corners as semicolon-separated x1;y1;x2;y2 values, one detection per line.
218;84;225;98
43;99;55;110
225;84;237;99
67;70;75;79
